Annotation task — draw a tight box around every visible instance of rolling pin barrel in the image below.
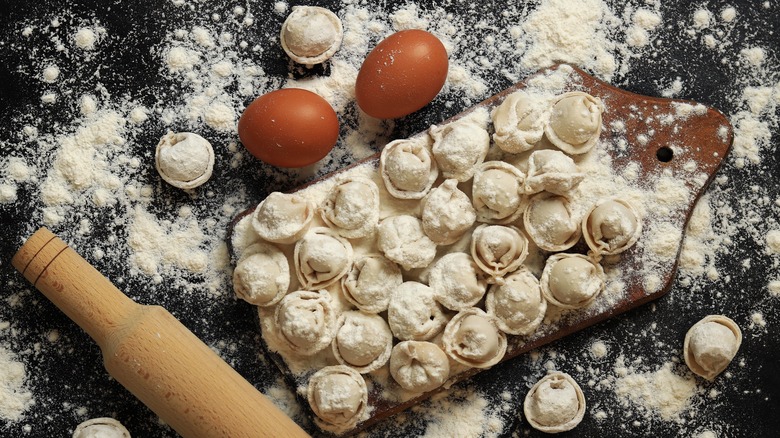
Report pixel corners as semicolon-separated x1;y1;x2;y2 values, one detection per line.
11;227;309;438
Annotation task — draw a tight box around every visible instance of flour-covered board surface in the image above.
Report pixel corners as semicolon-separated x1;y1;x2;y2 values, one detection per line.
228;64;732;435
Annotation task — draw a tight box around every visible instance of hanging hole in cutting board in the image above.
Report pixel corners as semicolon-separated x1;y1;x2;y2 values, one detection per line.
656;146;674;162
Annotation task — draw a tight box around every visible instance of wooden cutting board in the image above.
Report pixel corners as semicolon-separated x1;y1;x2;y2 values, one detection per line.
228;64;733;435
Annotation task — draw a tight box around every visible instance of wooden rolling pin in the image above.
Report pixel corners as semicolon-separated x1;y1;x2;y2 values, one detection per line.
11;227;310;438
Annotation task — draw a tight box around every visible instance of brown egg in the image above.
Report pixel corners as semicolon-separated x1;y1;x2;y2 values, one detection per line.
355;29;448;119
238;88;339;168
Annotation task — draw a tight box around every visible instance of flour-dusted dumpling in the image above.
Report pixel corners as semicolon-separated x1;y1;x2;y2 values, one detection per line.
294;227;353;290
320;177;380;239
72;418;131;438
524;192;581;252
307;365;368;433
523;372;586;433
232;242;289;307
545;91;604;155
342;254;402;313
155;131;215;190
332;311;393;373
491;90;548;153
280;6;343;65
377;215;438;270
429;253;488;311
525;149;585;195
540;253;605;309
472;161;527;224
252;192;315;244
684;315;742;381
470;224;528;283
421;179;477;245
486;268;546;336
380;135;438;200
388;281;448;341
275;290;336;355
582;198;642;256
430;107;490;182
389;341;450;393
442;308;507;368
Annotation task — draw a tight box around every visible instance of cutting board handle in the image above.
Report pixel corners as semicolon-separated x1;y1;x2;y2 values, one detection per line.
12;227;310;438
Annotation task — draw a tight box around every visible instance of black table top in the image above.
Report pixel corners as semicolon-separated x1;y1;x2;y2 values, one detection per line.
1;1;779;437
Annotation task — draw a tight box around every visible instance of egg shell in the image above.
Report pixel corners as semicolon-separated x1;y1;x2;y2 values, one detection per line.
238;88;340;168
355;29;448;119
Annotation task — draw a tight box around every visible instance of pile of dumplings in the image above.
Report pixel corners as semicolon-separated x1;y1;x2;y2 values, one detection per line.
232;87;644;433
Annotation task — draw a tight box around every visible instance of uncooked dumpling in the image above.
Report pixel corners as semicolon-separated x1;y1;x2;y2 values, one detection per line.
471;161;527;224
525;149;585;195
470;224;528;283
387;281;448;341
389;341;450;393
332;311;393;373
380;135;438;200
275;290;336;355
377;215;438;270
307;365;368;433
485;268;546;336
72;418;131;438
342;254;402;313
582;198;642;256
294;227;353;290
545;91;603;155
683;315;742;380
524;192;581;252
232;242;289;307
430;108;490;182
251;192;315;244
429;252;488;311
421;179;477;245
491;90;547;153
442;308;507;368
540;253;605;309
523;371;586;433
320;177;380;239
280;6;343;65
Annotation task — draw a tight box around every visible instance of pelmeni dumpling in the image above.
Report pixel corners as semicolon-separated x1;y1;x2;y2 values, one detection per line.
252;192;315;244
307;365;368;433
388;281;448;341
232;242;289;307
442;308;507;368
582;198;642;256
540;253;605;309
280;6;343;66
545;91;604;155
470;224;528;283
389;341;450;393
421;179;477;245
155;131;215;190
491;90;548;153
320;177;380;239
525;149;585;195
72;418;131;438
684;315;742;381
472;161;527;224
524;193;581;252
294;227;353;290
377;215;438;270
342;254;402;313
429;253;488;311
523;372;586;433
275;290;336;355
430;108;490;182
332;311;393;373
380;135;438;200
486;268;546;336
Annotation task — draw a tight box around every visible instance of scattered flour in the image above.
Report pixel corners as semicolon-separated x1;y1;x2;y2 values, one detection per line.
614;357;699;421
0;347;35;423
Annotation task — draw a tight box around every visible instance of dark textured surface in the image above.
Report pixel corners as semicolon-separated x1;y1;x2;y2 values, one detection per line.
1;1;779;437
